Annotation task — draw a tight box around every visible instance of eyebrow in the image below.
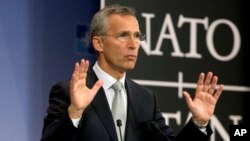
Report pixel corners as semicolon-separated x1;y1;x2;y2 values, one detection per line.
117;31;141;34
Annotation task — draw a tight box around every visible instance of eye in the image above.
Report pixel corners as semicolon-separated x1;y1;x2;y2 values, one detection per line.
117;32;129;38
134;33;141;39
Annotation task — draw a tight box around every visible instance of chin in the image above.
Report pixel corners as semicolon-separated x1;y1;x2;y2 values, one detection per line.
123;62;136;71
125;65;135;71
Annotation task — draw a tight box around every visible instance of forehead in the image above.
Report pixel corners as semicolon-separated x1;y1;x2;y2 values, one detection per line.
107;14;140;33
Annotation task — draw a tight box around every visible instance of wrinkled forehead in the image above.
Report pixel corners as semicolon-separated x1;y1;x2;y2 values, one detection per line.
106;14;140;33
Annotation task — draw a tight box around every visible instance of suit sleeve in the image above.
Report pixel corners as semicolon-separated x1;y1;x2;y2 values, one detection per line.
41;81;79;141
176;119;213;141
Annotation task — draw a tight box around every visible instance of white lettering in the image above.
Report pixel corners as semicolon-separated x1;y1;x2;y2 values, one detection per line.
140;13;241;61
141;13;155;55
152;14;183;57
234;129;241;136
210;115;230;141
241;129;247;136
206;19;241;61
178;15;208;58
234;129;247;136
229;115;243;125
162;110;181;125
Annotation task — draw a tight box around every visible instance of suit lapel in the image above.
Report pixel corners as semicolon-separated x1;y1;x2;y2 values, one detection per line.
124;79;138;141
125;79;151;141
87;68;118;141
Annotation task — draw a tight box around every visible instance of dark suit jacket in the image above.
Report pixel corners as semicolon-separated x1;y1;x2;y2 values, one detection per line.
41;68;213;141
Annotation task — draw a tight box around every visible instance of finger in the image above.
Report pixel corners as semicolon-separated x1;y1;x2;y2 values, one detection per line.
79;59;89;73
79;59;86;74
71;61;86;89
91;80;104;95
196;72;205;93
202;72;213;92
70;73;77;94
213;84;224;101
81;60;89;86
183;91;193;108
83;60;89;73
74;61;80;74
208;76;218;95
71;63;80;82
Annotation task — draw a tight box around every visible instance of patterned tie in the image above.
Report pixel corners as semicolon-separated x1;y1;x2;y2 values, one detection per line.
111;81;125;141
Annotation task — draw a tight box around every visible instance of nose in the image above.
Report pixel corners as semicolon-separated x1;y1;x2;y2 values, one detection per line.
128;40;140;50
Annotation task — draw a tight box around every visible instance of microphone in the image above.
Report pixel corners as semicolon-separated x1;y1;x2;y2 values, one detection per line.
116;119;123;141
151;121;171;141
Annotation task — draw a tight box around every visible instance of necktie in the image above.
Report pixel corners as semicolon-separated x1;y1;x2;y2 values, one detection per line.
111;81;125;141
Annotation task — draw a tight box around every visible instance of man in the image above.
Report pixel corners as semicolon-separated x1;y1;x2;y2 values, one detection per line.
41;5;224;141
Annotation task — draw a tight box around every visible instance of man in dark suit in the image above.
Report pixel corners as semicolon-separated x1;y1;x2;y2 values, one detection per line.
41;5;224;141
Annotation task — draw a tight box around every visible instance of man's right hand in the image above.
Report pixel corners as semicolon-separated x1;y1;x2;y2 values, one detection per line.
68;59;103;119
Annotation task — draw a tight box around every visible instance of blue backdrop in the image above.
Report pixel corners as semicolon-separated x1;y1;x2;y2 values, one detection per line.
0;0;99;140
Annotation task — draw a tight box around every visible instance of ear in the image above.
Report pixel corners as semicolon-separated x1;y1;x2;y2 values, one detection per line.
92;36;104;52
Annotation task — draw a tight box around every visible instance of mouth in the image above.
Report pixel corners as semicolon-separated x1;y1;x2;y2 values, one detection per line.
126;55;137;60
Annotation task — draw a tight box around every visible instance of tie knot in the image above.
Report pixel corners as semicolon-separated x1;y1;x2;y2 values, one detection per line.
112;81;123;93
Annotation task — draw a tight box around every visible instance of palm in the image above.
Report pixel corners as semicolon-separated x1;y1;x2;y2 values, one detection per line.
71;81;98;110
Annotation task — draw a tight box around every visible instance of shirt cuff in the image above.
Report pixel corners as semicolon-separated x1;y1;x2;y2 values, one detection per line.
192;119;209;135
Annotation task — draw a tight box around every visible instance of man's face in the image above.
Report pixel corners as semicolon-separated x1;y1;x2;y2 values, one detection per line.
98;14;141;74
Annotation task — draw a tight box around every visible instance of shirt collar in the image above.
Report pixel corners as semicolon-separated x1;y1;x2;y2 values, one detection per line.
93;62;126;91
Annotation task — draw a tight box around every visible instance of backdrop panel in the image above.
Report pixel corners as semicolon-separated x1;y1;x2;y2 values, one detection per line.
103;0;249;141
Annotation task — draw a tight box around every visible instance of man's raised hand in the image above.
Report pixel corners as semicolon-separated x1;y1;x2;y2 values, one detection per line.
68;59;103;119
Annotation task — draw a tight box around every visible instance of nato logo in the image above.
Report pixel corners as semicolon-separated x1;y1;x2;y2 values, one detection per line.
230;124;249;141
76;25;96;61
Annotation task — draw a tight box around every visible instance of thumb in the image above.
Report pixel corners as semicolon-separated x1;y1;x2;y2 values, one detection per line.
92;80;104;94
183;91;193;108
